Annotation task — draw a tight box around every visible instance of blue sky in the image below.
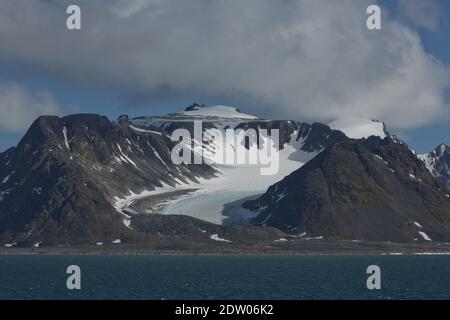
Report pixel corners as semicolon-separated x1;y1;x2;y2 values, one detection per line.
0;0;449;154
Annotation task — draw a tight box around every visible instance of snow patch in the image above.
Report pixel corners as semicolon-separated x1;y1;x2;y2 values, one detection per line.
2;174;10;184
329;117;386;139
418;231;432;241
413;221;423;228
178;105;258;120
210;234;231;243
117;144;138;169
130;125;162;135
62;126;70;150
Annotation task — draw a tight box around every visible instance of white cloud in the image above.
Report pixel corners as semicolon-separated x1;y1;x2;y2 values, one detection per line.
397;0;440;32
0;0;448;129
0;82;61;132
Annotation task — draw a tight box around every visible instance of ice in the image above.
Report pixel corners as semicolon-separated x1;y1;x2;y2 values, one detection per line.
130;125;162;135
418;153;435;174
117;144;138;169
178;105;258;120
113;129;321;226
413;221;423;228
2;174;10;184
304;236;324;240
4;243;16;248
418;231;432;241
329;117;386;139
150;146;166;165
209;234;231;243
63;126;70;150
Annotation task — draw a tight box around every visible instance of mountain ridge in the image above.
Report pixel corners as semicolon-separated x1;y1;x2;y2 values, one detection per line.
1;104;449;248
244;137;450;242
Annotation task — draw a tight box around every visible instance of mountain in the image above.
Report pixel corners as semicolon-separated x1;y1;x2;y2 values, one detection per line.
244;137;450;242
2;103;450;248
0;113;216;246
0;105;346;246
121;106;347;224
419;144;450;189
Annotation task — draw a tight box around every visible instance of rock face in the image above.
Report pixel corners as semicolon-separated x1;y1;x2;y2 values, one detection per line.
244;137;450;242
0;114;216;245
419;144;450;189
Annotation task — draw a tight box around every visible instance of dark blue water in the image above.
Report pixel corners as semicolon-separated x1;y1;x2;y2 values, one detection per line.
0;255;449;299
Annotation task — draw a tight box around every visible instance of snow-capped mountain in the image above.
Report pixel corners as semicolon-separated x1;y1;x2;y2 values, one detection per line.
0;104;346;245
419;144;450;189
126;105;347;225
1;103;449;247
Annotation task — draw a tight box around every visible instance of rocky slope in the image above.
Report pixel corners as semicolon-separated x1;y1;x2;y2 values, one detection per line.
0;113;216;245
244;137;450;242
419;144;450;189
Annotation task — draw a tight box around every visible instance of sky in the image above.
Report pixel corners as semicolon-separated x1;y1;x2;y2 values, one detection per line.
0;0;449;153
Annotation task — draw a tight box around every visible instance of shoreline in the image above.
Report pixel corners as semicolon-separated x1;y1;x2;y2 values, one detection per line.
2;244;450;256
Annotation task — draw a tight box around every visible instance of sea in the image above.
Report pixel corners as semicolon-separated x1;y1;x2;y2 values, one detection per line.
0;255;449;300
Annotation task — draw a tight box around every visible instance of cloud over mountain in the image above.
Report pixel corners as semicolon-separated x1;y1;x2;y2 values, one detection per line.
0;82;61;132
0;0;448;129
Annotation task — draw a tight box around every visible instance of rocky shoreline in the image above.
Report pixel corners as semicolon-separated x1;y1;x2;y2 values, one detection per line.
2;239;450;256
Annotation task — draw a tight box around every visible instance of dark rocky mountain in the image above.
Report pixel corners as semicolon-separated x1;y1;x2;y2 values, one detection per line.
244;137;450;242
419;144;450;189
0;105;347;247
1;104;450;248
0;114;216;246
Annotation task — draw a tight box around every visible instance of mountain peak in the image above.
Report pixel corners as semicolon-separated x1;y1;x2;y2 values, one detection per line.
175;104;258;120
328;117;387;139
435;143;450;157
418;143;450;189
185;103;207;111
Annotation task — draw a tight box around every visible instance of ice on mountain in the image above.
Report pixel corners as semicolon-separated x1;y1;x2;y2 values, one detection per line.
209;234;231;243
178;105;258;120
2;174;10;184
63;126;70;150
329;117;386;139
418;231;432;241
